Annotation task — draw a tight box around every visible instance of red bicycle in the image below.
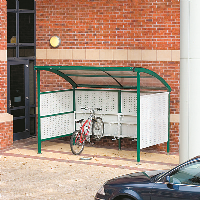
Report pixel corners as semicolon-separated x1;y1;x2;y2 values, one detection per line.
70;107;104;155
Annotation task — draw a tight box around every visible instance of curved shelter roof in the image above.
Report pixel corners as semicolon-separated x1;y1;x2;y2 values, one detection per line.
34;66;171;92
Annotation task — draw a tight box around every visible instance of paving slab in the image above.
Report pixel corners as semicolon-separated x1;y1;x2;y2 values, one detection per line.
0;137;179;200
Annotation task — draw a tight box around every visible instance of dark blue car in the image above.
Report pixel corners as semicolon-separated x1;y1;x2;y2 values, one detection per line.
95;156;200;200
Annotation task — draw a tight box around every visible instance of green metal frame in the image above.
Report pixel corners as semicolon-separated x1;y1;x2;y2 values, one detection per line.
37;70;41;154
40;89;73;94
40;111;74;119
37;89;74;153
133;67;171;92
35;66;171;162
137;72;141;163
118;90;122;150
133;67;171;163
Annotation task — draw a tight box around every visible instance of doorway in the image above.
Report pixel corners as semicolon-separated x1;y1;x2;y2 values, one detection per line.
7;0;36;140
7;60;36;140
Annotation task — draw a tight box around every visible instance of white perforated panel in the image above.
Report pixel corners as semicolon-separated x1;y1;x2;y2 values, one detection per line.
140;92;169;149
40;90;73;116
75;90;137;138
41;113;74;140
76;90;118;114
121;92;137;115
40;90;74;140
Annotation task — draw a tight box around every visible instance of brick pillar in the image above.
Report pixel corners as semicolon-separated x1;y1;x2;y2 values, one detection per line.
0;0;13;150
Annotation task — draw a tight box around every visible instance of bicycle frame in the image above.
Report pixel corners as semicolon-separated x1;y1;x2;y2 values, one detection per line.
71;107;103;155
76;109;95;144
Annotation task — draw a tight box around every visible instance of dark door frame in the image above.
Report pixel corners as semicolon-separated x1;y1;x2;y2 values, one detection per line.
7;59;31;140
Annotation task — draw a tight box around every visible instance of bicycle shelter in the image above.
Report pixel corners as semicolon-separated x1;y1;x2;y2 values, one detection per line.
34;66;171;162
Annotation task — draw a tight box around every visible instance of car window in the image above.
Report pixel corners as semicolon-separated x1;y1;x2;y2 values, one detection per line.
169;162;200;185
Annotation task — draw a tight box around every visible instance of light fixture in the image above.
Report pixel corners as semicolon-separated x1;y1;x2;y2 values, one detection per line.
50;36;61;48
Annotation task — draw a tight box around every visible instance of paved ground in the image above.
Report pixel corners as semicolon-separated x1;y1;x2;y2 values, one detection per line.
0;137;179;200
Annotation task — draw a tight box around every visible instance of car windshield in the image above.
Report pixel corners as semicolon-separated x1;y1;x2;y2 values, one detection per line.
153;159;200;184
169;162;200;185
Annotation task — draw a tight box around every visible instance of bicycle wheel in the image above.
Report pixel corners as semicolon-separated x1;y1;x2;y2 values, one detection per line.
70;130;85;155
92;117;104;140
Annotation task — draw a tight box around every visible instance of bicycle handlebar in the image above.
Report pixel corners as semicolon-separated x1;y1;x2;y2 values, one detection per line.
81;107;102;111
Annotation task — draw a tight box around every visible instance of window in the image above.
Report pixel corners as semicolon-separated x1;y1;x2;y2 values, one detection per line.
169;162;200;185
7;0;35;58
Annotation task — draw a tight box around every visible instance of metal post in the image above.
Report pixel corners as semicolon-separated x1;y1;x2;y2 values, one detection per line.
167;93;170;153
137;72;141;163
37;70;41;154
73;87;76;112
118;90;121;150
73;88;76;131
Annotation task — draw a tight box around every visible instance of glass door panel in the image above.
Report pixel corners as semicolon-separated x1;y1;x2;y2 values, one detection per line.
10;64;25;107
11;109;25;117
13;118;25;133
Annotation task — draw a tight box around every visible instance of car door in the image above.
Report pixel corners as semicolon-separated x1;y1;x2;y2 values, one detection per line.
151;182;200;200
151;161;200;199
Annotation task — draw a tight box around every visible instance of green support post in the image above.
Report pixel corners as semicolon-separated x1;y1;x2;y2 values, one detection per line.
137;72;141;163
167;93;170;153
118;90;121;150
73;88;76;131
73;87;76;112
37;70;41;154
118;138;121;150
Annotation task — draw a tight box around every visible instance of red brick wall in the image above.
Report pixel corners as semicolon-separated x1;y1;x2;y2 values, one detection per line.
36;0;180;50
36;0;180;152
0;62;7;113
0;121;13;150
0;0;7;113
0;0;7;50
39;70;72;93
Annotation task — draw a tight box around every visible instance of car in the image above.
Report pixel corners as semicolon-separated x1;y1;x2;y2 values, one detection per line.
95;156;200;200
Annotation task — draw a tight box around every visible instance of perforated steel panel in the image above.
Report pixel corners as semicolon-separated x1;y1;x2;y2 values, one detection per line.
75;90;118;114
40;90;73;116
40;90;74;140
140;92;168;149
121;92;137;115
75;90;137;138
41;113;74;140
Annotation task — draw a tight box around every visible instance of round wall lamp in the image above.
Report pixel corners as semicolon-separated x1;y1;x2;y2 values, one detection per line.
50;36;61;48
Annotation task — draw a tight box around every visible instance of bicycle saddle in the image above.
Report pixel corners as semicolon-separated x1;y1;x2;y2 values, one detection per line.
76;119;84;123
